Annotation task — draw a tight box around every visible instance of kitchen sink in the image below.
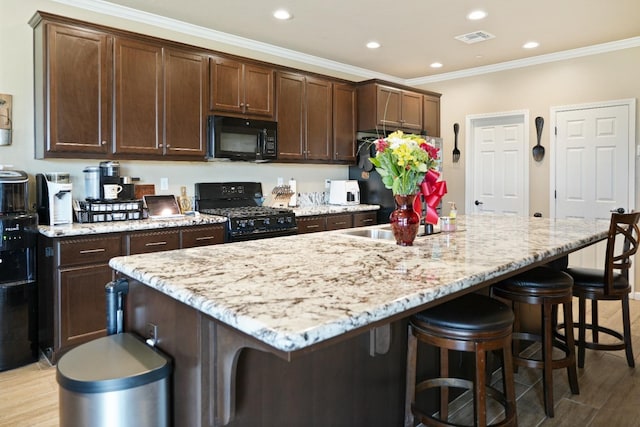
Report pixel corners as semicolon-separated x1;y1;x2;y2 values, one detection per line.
342;228;396;241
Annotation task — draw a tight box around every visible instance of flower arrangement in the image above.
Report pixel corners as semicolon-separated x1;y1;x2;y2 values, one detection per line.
369;130;440;195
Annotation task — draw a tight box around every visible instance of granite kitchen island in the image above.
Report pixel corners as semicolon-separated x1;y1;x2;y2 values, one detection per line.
109;214;609;427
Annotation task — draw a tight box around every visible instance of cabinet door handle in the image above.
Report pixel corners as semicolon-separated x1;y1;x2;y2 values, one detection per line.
333;221;347;225
145;241;167;247
79;248;106;254
195;236;216;241
362;218;374;223
306;224;320;229
101;141;107;145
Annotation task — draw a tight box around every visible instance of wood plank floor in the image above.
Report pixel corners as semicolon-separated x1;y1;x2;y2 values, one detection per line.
1;298;639;427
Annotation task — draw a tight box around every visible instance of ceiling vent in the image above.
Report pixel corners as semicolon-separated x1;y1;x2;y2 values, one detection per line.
455;30;495;44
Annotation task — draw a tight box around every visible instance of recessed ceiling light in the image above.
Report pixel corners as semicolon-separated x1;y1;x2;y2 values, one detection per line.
467;10;488;20
273;9;292;20
523;41;539;49
430;62;443;68
366;41;381;49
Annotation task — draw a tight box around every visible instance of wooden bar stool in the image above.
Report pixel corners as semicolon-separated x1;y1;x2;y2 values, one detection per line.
492;266;579;418
404;293;517;427
565;211;640;368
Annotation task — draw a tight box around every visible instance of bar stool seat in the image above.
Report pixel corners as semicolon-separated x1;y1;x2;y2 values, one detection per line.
404;293;517;427
492;266;579;418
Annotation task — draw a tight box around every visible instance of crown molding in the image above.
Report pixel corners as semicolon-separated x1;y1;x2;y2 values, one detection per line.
51;0;403;84
406;37;640;85
52;0;640;87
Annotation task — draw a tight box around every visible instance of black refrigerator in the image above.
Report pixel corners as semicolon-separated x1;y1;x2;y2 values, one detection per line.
349;166;394;224
350;136;444;224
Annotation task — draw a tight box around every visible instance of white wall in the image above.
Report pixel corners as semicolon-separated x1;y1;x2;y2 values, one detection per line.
419;47;640;216
0;0;352;207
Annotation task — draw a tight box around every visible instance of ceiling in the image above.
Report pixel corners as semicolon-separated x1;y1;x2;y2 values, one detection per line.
67;0;640;83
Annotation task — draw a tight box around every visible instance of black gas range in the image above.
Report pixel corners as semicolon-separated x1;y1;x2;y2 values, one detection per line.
195;182;297;242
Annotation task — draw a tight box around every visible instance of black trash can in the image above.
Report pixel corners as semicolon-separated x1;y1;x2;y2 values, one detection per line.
56;333;172;427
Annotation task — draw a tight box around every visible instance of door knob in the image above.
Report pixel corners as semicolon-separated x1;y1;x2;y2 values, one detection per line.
610;208;625;213
475;200;483;206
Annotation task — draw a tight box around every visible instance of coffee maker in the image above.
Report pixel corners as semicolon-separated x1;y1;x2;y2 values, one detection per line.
36;173;73;225
99;161;120;199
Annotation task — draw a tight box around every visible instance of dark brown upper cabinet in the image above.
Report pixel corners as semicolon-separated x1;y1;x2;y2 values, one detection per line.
33;22;113;158
163;49;207;156
113;37;163;156
332;82;357;162
209;57;275;119
423;93;442;137
113;41;206;158
32;13;207;161
276;72;332;161
31;13;439;164
357;83;422;133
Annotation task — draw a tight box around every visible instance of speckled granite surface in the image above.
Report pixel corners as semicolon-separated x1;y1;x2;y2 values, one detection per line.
293;204;379;216
37;205;379;237
38;213;227;237
109;214;609;353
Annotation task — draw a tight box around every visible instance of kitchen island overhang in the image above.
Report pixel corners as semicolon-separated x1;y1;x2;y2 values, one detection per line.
109;214;609;426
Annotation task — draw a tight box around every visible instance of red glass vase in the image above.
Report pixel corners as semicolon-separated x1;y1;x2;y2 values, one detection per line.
389;194;420;246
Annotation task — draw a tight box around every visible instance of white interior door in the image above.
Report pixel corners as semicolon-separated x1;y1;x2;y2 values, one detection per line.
466;112;529;216
551;99;636;294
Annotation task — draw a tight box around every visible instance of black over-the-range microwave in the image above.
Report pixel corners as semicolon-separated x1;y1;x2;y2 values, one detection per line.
207;115;277;162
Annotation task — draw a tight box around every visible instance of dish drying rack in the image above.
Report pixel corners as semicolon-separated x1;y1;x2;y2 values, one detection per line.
271;185;294;208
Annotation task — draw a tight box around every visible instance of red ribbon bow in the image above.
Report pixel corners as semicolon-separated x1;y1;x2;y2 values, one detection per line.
413;169;448;225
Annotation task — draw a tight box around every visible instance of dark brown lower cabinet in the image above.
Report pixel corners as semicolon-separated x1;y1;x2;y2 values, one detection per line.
38;234;122;363
59;264;113;349
297;211;377;234
38;224;225;363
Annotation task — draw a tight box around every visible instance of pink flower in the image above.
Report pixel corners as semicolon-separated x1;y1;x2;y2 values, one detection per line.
375;139;388;153
420;142;439;160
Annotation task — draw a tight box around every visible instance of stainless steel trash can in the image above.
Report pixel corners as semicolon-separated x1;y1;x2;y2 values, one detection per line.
57;333;172;427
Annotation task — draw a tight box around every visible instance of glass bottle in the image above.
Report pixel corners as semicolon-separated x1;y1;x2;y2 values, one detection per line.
179;186;192;213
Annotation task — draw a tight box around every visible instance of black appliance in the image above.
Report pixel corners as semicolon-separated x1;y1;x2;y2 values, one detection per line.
207;115;277;162
195;182;296;242
0;170;38;371
99;161;120;199
349;138;395;224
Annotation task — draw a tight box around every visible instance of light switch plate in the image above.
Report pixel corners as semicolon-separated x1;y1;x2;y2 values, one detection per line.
160;177;168;190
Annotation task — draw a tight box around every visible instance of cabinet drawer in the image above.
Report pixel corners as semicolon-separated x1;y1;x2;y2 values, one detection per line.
181;225;225;248
353;212;378;228
58;235;122;267
128;230;180;255
326;214;353;230
297;217;326;234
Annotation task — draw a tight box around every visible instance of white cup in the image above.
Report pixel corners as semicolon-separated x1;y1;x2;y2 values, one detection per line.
103;184;123;200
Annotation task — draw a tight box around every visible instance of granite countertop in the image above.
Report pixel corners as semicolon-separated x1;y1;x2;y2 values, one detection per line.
38;213;228;237
38;204;379;237
292;204;380;216
109;214;608;354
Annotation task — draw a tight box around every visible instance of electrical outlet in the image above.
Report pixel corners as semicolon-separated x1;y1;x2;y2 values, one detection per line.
147;322;158;342
325;179;331;188
160;177;169;190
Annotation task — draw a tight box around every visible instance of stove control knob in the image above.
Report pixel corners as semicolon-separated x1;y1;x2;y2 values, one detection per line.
247;219;255;227
264;218;270;225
